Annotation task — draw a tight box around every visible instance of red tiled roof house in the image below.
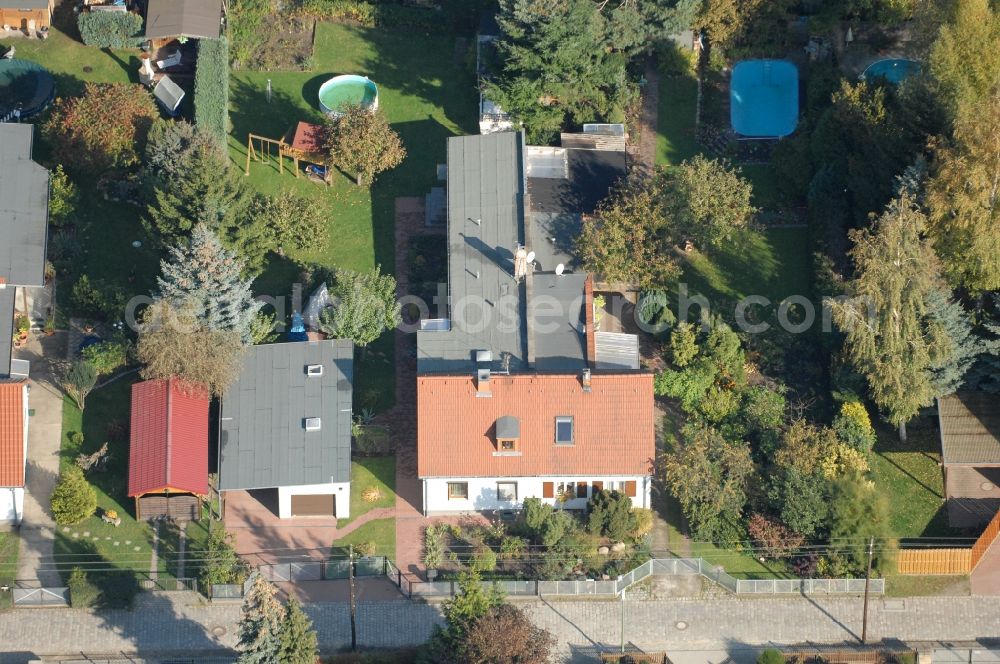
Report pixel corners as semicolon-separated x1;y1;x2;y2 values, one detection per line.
0;380;29;524
128;378;209;521
417;372;655;513
414;132;652;515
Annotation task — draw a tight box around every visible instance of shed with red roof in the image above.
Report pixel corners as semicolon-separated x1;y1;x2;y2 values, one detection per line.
128;377;209;520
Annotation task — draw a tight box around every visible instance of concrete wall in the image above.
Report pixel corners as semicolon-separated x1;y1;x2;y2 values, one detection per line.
277;481;351;519
0;487;24;524
422;475;651;514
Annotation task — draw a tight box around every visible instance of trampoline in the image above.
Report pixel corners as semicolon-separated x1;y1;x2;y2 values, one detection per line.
0;59;55;121
860;58;920;84
730;60;799;138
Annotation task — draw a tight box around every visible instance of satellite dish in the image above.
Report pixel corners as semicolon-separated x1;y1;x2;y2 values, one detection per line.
526;251;536;263
555;263;565;275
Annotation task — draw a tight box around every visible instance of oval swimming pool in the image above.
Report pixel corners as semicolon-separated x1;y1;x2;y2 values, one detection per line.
860;58;920;84
318;75;378;116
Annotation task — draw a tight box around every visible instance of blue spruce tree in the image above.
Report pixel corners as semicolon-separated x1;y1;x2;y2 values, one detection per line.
156;224;262;344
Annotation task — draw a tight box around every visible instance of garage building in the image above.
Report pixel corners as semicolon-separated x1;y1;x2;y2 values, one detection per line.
218;339;353;519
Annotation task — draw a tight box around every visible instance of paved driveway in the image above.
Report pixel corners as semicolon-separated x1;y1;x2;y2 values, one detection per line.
13;332;66;586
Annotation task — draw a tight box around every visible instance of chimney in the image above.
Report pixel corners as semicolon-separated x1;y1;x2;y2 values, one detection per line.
476;367;492;397
581;368;592;393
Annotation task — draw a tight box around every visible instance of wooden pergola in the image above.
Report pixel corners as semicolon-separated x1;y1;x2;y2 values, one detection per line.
245;121;331;184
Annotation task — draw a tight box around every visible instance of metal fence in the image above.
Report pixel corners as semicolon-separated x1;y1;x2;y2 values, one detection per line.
393;558;883;599
139;577;195;592
13;587;70;607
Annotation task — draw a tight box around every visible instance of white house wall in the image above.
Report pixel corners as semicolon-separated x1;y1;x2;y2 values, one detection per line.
0;487;24;524
422;476;651;514
276;481;351;519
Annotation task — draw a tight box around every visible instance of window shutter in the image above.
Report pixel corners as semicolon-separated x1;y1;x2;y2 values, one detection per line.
625;481;637;497
542;482;554;498
576;483;588;498
592;481;603;492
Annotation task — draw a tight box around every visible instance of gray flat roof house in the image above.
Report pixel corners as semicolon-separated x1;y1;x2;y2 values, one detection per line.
0;123;48;378
218;339;354;519
416;130;634;375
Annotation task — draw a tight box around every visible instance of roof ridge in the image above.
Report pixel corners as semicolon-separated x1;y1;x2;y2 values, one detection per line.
164;377;173;486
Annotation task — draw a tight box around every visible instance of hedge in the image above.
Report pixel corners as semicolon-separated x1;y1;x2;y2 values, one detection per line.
77;11;145;49
293;0;489;34
194;37;230;145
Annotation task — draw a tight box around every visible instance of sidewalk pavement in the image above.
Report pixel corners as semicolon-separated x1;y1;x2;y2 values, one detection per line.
0;593;999;663
13;331;67;586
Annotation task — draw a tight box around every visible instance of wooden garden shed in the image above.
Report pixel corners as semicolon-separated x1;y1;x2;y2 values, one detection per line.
0;0;53;32
128;377;209;520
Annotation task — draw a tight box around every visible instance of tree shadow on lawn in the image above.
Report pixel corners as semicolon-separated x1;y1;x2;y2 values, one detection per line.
370;116;453;269
353;27;479;134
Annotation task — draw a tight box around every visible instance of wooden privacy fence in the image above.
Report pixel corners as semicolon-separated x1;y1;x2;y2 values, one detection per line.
897;548;972;575
897;509;1000;575
971;509;1000;569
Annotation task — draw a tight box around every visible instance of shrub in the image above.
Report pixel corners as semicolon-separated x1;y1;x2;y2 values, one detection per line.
62;361;98;411
355;540;377;557
833;401;877;455
77;10;144;48
423;524;445;569
42;83;157;174
470;545;497;573
630;508;654;539
48;165;80;227
294;0;488;33
68;567;100;608
498;535;526;561
194;38;230;145
758;649;785;664
746;513;805;559
361;486;382;503
81;340;128;376
198;524;248;588
586;489;637;542
51;467;97;525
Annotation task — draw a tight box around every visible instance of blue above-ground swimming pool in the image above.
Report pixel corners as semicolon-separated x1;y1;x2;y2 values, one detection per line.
730;59;799;138
860;58;920;84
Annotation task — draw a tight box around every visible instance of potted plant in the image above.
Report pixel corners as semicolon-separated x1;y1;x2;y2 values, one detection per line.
44;313;55;336
14;314;30;340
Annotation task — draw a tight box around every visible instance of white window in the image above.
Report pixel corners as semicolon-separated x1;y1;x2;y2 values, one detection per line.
497;482;517;501
557;481;576;500
448;482;468;500
555;416;574;445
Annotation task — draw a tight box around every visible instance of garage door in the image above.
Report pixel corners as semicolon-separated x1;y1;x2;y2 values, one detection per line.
290;494;335;517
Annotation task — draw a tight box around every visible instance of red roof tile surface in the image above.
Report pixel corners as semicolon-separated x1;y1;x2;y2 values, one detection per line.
289;121;326;154
0;381;26;487
128;378;209;497
417;373;655;478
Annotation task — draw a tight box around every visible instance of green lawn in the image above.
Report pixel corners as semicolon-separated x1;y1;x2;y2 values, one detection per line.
55;379;167;583
682;227;812;320
339;456;396;528
0;532;19;609
870;422;955;539
690;540;793;580
656;73;700;167
230;22;477;281
332;517;396;560
229;22;478;411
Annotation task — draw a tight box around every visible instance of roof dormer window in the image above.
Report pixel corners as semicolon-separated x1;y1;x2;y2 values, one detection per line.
555;416;574;445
